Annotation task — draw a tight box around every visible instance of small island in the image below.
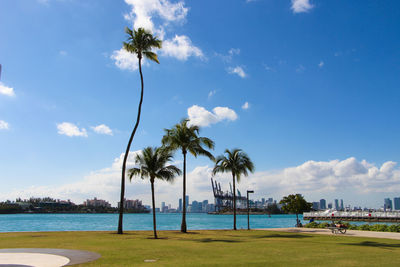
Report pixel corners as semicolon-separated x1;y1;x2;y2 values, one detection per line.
0;197;149;214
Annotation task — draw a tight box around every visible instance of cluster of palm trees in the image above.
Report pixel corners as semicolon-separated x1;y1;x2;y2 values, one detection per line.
116;27;254;238
126;119;254;238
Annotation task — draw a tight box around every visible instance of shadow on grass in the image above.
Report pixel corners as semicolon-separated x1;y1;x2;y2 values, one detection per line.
197;238;242;243
254;234;312;239
178;237;242;243
342;241;400;249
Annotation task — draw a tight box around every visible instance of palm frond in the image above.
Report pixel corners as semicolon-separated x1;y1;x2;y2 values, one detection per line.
127;168;141;181
157;165;181;182
124;26;133;37
143;51;160;64
212;148;254;183
161;118;214;160
122;26;162;63
127;146;181;186
192;146;215;161
198;137;215;150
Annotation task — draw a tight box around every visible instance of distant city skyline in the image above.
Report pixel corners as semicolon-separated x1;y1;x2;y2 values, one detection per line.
1;1;400;209
8;194;400;212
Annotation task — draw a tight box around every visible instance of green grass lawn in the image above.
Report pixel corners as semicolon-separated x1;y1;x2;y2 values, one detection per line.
1;230;400;266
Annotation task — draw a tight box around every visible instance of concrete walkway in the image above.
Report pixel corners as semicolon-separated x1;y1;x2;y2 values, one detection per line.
261;227;400;240
0;248;101;267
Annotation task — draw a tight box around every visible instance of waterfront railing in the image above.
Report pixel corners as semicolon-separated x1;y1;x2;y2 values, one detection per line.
303;210;400;222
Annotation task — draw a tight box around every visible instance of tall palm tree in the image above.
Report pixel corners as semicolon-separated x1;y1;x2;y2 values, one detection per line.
212;149;254;230
118;27;162;234
162;119;215;233
128;147;181;239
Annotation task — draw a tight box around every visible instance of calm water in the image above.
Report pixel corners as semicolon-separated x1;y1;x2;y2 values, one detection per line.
0;213;304;232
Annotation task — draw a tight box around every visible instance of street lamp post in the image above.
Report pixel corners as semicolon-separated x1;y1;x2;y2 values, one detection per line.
247;190;254;230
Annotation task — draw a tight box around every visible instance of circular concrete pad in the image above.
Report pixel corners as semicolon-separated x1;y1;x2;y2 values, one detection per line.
0;249;101;266
0;253;69;267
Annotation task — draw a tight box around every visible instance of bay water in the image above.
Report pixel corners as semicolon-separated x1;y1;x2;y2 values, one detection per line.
0;213;303;232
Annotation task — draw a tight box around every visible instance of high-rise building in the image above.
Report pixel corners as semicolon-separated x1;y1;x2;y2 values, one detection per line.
202;200;208;212
334;199;339;210
191;201;202;213
161;202;166;212
328;203;332;209
178;198;182;212
178;195;189;212
384;198;393;211
312;202;319;210
394;197;400;210
319;199;326;210
340;199;344;211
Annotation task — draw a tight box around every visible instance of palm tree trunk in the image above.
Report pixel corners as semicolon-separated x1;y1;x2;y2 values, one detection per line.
118;56;144;234
232;173;237;230
151;179;158;239
181;150;187;233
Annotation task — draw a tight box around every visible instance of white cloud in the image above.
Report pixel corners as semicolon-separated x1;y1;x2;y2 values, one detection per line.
91;124;113;135
0;83;15;97
187;105;238;127
291;0;314;13
161;35;204;61
2;156;400;208
228;66;247;78
0;150;149;206
318;61;324;68
278;157;400;194
111;150;142;171
57;122;88;137
112;0;202;69
212;157;400;207
0;149;209;207
124;0;188;33
0;120;9;130
242;102;250;110
111;48;139;71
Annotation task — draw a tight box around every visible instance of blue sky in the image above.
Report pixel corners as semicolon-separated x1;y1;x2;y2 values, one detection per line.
1;0;400;208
